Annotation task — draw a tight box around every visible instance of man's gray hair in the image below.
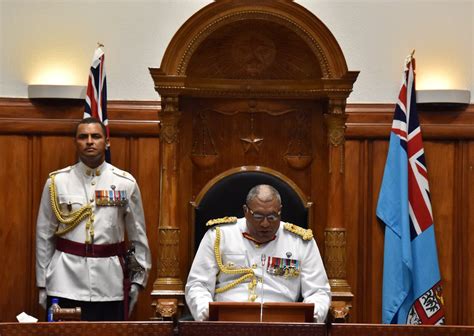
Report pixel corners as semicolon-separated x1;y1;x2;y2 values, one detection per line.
246;184;281;204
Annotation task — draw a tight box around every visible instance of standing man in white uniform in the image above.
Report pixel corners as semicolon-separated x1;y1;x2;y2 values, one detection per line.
185;184;330;322
36;117;151;321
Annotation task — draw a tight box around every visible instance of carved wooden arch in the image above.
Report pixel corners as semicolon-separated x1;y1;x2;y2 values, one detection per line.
160;2;347;78
151;0;358;99
193;166;310;205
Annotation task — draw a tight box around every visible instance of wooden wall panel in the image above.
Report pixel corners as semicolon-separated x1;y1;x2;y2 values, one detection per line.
344;140;363;322
466;142;474;325
344;105;474;325
1;98;474;325
368;140;387;323
129;137;160;320
424;142;455;323
0;99;160;322
0;136;31;321
344;138;470;324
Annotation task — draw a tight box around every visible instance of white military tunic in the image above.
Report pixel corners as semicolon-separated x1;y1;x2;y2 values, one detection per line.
36;161;151;302
185;217;331;322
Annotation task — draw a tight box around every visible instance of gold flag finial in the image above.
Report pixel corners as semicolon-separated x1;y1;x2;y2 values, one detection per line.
97;42;104;48
405;49;415;67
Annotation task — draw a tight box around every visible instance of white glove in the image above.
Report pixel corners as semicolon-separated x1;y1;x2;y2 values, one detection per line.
38;288;47;310
129;284;140;317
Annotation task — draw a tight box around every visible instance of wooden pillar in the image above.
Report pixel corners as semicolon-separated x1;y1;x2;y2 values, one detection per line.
151;96;185;319
324;99;353;322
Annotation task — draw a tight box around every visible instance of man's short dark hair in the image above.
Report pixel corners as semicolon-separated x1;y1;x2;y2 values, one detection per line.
75;117;108;138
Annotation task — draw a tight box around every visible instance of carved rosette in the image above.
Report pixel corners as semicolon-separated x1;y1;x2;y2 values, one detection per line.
156;299;178;320
160;96;181;144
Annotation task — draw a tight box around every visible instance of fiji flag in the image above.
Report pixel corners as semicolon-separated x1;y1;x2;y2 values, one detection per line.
376;54;445;324
84;45;111;163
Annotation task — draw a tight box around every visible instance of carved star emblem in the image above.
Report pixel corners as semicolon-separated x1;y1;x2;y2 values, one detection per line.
240;133;264;153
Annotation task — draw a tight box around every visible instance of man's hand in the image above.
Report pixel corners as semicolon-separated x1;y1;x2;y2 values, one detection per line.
38;288;47;310
129;284;140;317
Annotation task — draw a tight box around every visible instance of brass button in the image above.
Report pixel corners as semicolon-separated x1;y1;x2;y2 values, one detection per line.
91;181;96;186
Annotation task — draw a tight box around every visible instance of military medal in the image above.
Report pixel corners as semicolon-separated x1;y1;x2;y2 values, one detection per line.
266;256;300;278
95;189;128;206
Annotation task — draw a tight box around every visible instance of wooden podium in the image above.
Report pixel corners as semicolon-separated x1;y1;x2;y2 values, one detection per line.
209;302;314;323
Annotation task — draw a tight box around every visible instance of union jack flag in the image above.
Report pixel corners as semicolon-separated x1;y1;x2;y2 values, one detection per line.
84;46;111;163
376;54;445;324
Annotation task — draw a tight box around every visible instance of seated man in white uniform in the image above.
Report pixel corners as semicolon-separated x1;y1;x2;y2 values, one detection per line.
185;184;331;322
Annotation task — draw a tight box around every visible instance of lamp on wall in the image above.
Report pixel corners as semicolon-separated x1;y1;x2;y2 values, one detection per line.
416;89;470;109
28;84;86;99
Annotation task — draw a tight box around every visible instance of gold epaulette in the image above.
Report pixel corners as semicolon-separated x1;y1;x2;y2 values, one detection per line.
206;216;237;227
283;223;313;240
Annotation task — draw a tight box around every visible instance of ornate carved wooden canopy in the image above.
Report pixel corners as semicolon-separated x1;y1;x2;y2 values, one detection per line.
149;0;358;321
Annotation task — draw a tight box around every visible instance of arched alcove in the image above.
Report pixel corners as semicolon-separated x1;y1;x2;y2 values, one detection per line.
150;0;358;321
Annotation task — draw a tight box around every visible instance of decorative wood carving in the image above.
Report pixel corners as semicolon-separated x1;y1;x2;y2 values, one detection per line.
324;228;353;322
156;228;180;278
153;95;185;319
191;110;218;169
240;113;264;153
324;100;352;319
326;113;347;147
150;0;358;321
155;298;178;320
284;111;312;170
160;97;181;144
324;228;347;279
325;112;348;174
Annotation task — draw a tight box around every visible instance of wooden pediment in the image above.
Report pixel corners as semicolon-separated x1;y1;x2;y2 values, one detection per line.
150;0;358;99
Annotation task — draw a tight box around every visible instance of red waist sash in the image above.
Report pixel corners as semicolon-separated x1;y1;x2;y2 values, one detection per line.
56;237;126;258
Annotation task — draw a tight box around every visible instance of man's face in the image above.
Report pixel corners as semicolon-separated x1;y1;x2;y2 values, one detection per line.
244;197;282;242
75;123;108;164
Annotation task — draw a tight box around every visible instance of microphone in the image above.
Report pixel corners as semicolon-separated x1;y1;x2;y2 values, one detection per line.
260;254;266;322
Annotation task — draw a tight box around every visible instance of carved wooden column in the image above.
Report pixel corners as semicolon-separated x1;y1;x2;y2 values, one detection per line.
324;99;353;322
151;96;185;319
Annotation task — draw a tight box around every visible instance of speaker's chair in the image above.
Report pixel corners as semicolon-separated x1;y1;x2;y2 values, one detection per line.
191;166;313;252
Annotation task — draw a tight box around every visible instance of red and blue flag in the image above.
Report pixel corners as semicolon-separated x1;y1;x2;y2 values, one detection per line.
376;54;445;324
84;46;111;163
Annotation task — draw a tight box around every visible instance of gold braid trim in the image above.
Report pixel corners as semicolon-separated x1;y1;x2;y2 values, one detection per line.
283;223;313;240
49;174;95;244
214;227;256;300
206;216;237;227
